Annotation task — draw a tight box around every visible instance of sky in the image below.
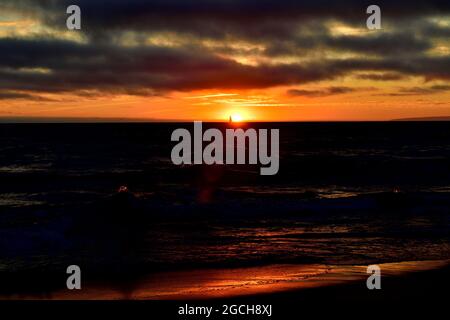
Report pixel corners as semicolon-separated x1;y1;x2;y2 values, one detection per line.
0;0;449;121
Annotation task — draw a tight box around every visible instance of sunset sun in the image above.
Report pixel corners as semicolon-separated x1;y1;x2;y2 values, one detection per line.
229;113;244;122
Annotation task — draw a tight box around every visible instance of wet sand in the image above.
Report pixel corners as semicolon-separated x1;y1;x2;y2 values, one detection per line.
5;259;448;300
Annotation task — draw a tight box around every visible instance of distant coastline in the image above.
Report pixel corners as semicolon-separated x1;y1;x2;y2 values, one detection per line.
392;116;450;121
1;116;450;123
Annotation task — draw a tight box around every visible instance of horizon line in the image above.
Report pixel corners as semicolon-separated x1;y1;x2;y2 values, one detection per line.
1;116;450;123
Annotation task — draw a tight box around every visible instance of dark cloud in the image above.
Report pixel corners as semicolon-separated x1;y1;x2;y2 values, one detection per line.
287;86;358;97
326;33;432;55
0;1;449;97
4;0;450;42
12;1;450;24
383;85;450;96
355;73;406;81
421;23;450;38
0;91;55;101
404;85;450;94
330;56;450;81
263;31;432;57
0;37;449;95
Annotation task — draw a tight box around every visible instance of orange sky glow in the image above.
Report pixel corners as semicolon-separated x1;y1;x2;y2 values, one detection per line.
0;2;449;121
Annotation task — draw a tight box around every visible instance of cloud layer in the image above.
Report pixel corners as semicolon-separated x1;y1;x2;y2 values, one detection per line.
0;0;449;100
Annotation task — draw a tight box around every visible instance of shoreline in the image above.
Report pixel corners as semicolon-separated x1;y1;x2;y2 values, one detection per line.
2;259;448;300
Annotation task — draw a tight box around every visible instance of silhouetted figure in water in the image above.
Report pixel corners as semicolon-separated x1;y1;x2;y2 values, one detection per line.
110;185;138;218
69;185;148;283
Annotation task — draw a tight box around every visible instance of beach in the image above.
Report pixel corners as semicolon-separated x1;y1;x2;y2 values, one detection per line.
2;260;448;301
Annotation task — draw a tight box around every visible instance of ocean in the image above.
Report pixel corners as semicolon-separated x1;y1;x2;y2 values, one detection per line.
0;122;449;292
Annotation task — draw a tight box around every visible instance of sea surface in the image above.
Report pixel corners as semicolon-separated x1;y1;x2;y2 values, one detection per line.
0;122;449;291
